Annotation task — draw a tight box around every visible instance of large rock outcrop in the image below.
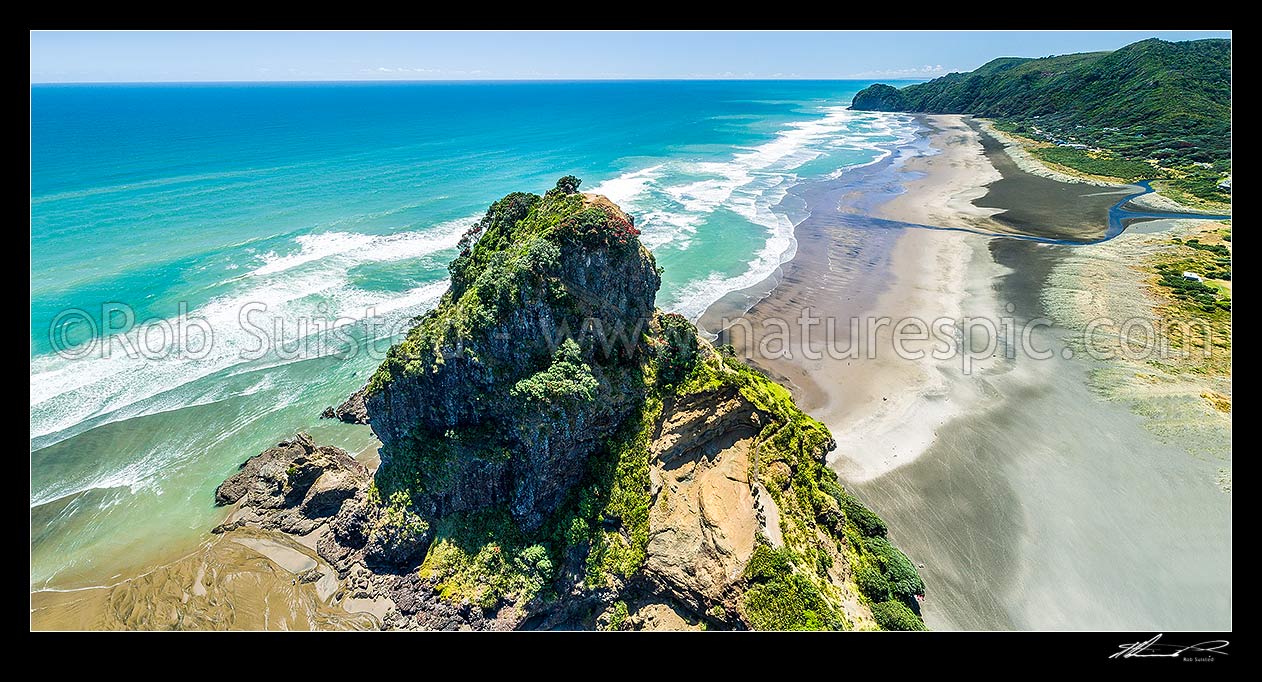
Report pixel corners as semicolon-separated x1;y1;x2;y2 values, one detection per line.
214;433;434;579
210;177;925;631
362;182;659;532
642;386;766;618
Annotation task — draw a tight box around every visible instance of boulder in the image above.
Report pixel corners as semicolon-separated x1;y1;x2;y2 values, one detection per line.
214;433;370;533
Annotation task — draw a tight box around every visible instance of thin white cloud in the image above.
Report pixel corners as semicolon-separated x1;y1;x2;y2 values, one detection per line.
365;66;443;75
844;64;953;79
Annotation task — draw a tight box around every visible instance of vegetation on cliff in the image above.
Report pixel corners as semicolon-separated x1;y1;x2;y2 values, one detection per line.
363;176;659;534
393;300;925;629
223;178;924;630
851;38;1231;205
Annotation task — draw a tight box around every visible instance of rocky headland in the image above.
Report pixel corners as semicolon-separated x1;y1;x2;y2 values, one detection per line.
210;177;926;631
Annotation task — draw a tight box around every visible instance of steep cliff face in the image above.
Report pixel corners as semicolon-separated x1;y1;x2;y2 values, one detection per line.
213;178;926;631
362;179;659;532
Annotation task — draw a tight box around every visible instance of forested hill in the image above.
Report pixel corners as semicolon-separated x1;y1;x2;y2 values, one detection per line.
851;38;1231;164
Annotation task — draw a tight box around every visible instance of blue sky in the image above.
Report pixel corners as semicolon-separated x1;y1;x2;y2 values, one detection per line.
30;30;1230;83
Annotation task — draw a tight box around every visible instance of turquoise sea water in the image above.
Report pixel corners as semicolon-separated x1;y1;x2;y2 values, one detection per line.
30;81;917;589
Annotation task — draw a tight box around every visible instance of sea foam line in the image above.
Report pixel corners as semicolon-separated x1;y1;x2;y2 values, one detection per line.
593;107;919;320
30;215;472;444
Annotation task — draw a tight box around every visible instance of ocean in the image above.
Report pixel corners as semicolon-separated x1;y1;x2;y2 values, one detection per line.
30;80;918;590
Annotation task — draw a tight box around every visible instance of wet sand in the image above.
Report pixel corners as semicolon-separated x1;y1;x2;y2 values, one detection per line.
969;121;1142;241
703;115;1006;482
705;114;1232;630
855;232;1231;630
31;445;386;630
30;526;380;630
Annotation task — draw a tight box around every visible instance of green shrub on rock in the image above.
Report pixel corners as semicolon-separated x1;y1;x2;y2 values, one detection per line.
510;339;598;406
872;600;926;631
819;476;887;538
743;572;842;631
844;495;887;538
553;175;582;195
743;542;794;583
652;312;699;385
602;600;630;631
867;536;925;602
854;561;891;602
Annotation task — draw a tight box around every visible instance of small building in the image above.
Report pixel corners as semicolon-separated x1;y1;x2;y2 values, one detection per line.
1182;271;1204;282
1218;176;1231;193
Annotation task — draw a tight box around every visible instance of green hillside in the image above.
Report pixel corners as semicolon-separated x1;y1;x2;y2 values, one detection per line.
851;38;1231;168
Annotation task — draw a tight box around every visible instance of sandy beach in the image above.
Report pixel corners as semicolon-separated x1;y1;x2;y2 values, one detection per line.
707;115;1011;483
834;117;1009;482
30;444;386;630
709;113;1232;630
30;525;386;630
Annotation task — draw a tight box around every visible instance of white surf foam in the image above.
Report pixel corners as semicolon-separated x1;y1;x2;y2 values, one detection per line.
589;107;920;320
252;232;377;276
30;107;919;447
30;216;472;444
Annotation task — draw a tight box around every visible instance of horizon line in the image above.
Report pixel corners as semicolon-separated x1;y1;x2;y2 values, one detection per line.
30;76;935;86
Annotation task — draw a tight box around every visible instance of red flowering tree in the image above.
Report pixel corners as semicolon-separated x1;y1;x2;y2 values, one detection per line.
556;206;641;250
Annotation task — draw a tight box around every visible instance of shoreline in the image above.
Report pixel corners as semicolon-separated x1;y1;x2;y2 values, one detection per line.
827;116;1003;483
29;436;385;629
708;111;1232;630
704;114;1009;483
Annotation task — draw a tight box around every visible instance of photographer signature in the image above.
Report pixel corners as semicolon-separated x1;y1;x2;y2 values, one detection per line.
1111;634;1230;660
